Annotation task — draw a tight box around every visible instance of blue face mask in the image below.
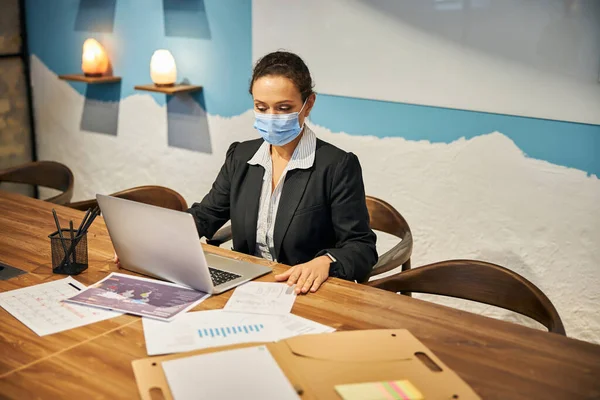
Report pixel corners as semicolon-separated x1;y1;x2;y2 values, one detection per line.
253;100;307;146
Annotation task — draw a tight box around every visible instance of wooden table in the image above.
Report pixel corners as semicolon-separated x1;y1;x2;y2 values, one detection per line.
0;191;599;399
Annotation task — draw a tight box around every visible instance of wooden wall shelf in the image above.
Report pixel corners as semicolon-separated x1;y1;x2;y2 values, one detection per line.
134;84;203;95
59;74;121;84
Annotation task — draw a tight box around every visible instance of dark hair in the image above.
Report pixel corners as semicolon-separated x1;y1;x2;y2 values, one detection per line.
249;51;315;102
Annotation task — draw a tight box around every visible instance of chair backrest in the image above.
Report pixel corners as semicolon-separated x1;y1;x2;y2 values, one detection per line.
365;196;413;281
66;185;188;212
370;259;566;335
0;161;74;204
366;196;410;239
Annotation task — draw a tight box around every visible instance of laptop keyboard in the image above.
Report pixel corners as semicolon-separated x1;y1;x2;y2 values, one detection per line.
209;268;241;286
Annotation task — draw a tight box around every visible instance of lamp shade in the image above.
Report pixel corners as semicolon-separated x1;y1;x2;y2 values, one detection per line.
81;38;109;77
150;50;177;87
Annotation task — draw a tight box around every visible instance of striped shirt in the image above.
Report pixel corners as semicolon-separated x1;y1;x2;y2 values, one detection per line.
248;125;316;261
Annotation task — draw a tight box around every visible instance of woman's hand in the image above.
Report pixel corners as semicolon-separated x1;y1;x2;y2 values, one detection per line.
274;256;331;294
113;252;122;269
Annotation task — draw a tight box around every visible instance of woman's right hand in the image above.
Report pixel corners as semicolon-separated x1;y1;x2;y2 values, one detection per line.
113;252;122;269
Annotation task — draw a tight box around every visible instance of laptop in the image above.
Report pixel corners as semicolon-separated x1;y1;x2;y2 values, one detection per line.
96;194;271;294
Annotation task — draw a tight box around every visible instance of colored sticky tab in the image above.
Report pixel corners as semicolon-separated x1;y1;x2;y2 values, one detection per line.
335;380;424;400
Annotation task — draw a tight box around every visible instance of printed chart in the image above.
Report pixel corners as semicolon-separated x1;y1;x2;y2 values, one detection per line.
198;323;265;338
143;309;335;355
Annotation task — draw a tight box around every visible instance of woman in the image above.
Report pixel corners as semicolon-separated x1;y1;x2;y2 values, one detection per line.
189;51;377;294
119;51;377;294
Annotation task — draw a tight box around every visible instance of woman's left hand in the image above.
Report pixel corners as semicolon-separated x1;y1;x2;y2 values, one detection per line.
274;256;331;294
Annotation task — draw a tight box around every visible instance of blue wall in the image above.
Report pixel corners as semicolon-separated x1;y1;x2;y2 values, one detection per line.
25;0;600;175
25;0;252;115
311;95;600;177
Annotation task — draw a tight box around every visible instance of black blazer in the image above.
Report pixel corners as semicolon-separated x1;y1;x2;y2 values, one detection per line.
187;137;378;282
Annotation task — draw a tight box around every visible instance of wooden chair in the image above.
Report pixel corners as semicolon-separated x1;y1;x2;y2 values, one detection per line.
364;196;412;282
0;161;74;204
66;185;188;212
206;195;413;283
206;224;232;247
368;259;566;335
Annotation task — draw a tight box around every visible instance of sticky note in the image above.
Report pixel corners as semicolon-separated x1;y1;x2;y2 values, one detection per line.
335;380;424;400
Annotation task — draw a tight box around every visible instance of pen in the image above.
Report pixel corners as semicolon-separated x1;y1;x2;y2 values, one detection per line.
68;282;81;291
52;209;71;268
86;206;99;229
69;220;74;262
81;206;100;234
77;208;92;236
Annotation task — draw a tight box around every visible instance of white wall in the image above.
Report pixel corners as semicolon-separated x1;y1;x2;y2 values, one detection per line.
253;0;600;125
32;57;600;344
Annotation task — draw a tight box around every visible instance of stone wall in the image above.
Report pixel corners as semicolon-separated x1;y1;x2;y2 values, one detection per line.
0;0;33;196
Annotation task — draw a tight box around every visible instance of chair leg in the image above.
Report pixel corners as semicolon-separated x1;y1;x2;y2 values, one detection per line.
401;259;412;297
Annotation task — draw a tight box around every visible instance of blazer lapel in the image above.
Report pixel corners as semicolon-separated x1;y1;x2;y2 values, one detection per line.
273;168;312;261
243;165;264;254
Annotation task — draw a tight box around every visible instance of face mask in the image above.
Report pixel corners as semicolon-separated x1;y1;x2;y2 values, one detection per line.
253;100;307;146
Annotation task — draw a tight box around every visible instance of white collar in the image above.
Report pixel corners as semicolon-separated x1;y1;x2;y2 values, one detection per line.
247;125;316;171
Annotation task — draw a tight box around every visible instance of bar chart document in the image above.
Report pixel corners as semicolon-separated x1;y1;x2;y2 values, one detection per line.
142;309;335;355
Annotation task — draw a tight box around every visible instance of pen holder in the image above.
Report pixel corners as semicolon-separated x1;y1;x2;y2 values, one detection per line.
49;230;88;275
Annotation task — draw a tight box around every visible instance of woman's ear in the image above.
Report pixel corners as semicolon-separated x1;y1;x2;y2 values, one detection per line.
304;93;317;118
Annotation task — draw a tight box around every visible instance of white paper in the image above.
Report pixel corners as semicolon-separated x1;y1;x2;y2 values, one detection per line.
143;309;335;356
0;277;121;336
163;345;300;400
224;282;296;315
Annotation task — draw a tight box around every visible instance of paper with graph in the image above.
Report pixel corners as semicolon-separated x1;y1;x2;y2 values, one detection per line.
142;309;335;355
0;277;121;336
